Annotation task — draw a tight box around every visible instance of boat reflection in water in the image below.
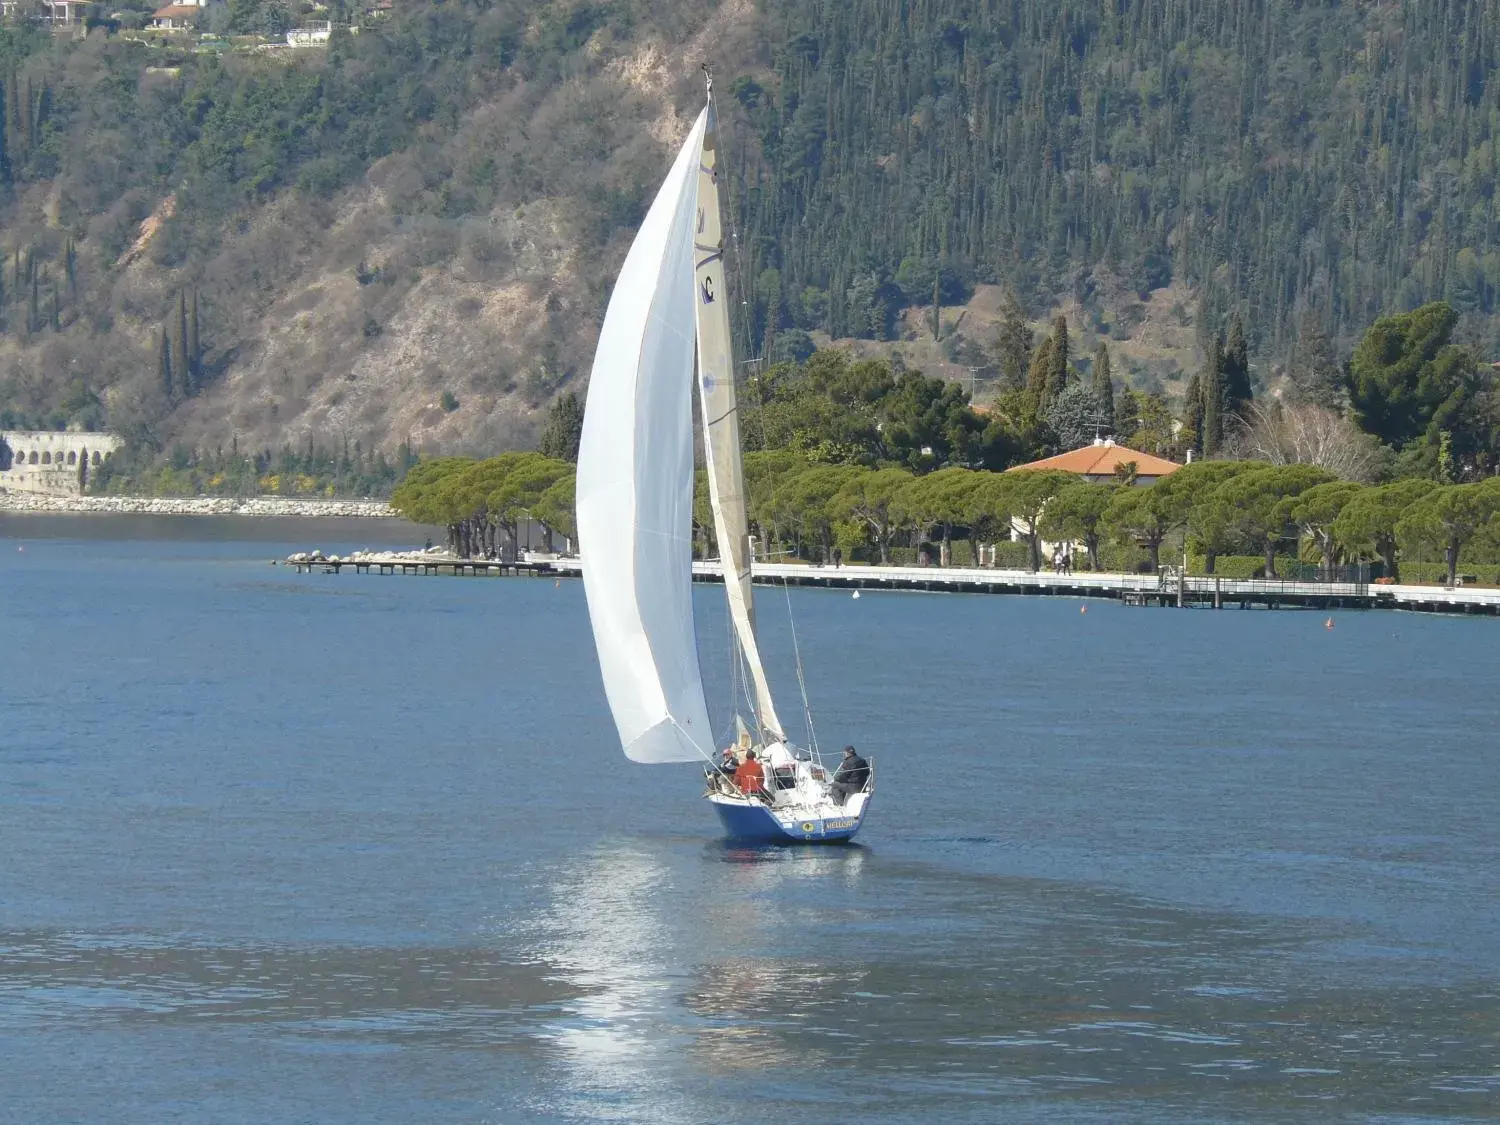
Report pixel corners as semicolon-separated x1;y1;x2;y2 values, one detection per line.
532;840;869;1117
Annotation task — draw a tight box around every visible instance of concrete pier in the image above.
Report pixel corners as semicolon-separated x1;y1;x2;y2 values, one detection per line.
285;551;1500;616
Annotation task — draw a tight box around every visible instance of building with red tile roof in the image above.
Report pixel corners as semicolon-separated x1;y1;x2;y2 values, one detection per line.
1006;439;1181;484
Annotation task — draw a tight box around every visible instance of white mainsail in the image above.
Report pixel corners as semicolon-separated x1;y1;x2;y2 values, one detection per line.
577;109;714;764
693;99;785;742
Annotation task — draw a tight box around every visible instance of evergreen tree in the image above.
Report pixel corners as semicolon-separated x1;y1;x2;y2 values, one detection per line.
1091;343;1115;433
538;391;584;462
188;290;201;384
1201;337;1226;456
1288;315;1345;410
992;290;1032;392
172;290;191;398
1183;374;1205;453
1045;316;1070;402
27;271;37;335
1115;386;1141;446
1222;314;1254;419
158;328;173;400
1027;335;1054;409
1046;381;1100;451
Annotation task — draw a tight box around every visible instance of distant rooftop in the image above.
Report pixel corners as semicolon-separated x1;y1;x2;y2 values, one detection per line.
1006;438;1182;479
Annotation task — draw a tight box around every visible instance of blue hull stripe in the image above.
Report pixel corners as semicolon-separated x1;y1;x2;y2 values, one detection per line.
709;798;868;844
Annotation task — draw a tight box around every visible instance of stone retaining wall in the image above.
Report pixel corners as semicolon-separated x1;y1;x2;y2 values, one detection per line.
0;491;395;517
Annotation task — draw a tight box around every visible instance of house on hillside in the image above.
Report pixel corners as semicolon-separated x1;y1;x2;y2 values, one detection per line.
2;0;93;23
286;20;331;46
150;2;200;29
1005;438;1182;486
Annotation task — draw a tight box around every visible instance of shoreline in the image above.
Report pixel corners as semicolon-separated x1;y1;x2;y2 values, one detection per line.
0;491;396;518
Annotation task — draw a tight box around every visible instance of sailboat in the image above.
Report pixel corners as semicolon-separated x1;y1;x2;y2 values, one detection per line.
575;76;874;844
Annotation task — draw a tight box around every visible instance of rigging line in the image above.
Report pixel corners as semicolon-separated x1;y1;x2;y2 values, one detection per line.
781;574;821;761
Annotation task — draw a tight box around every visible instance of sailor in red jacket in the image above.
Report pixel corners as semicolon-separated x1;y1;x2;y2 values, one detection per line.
733;749;767;800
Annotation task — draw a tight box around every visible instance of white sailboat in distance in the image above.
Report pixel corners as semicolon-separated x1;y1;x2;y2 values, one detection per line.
575;74;874;844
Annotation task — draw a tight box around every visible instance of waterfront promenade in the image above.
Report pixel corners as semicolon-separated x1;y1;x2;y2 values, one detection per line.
286;550;1500;615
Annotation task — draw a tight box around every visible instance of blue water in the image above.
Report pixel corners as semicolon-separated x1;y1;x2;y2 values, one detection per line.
1;516;1497;1123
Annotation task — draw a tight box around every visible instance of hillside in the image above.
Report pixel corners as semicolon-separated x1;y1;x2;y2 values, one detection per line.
3;0;1500;462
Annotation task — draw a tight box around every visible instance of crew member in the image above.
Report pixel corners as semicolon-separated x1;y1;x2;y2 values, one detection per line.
830;745;870;806
733;749;768;801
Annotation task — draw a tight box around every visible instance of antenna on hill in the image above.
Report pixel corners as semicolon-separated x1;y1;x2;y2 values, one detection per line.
962;365;985;401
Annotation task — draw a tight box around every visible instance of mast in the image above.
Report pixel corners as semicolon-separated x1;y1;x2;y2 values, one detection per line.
694;74;785;743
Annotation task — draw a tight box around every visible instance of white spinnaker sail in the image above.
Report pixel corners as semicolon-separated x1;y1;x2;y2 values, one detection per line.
693;100;785;741
577;109;713;765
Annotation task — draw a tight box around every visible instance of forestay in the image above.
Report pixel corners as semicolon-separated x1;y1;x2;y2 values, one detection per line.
576;109;714;764
693;99;785;742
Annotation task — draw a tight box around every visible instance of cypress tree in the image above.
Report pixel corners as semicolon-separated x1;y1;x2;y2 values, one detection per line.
159;328;173;400
1045;315;1070;402
1091;342;1116;432
992;289;1032;392
539;391;585;462
1201;336;1226;456
172;290;191;398
27;271;38;334
188;289;201;383
1115;386;1140;446
1222;314;1253;417
1183;374;1204;453
1027;335;1054;409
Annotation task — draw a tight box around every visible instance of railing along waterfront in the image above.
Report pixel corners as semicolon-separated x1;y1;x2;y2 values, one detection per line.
284;552;1500;615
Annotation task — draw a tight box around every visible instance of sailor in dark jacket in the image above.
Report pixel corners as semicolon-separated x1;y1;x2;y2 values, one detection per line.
829;745;870;805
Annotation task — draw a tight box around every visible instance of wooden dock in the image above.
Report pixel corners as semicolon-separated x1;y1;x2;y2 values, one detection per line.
285;553;1500;616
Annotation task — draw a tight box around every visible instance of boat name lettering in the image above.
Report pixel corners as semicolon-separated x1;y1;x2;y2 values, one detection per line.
823;817;858;831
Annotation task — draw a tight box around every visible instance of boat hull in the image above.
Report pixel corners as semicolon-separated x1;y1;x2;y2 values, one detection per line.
708;794;869;844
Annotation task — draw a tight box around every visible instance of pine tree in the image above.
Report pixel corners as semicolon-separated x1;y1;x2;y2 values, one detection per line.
172;290;191;398
1091;342;1115;433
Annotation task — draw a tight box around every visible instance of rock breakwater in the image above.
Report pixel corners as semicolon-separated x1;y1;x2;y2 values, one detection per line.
0;491;395;518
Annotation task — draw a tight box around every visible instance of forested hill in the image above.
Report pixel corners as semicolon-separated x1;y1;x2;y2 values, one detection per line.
3;0;1500;460
731;0;1500;362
